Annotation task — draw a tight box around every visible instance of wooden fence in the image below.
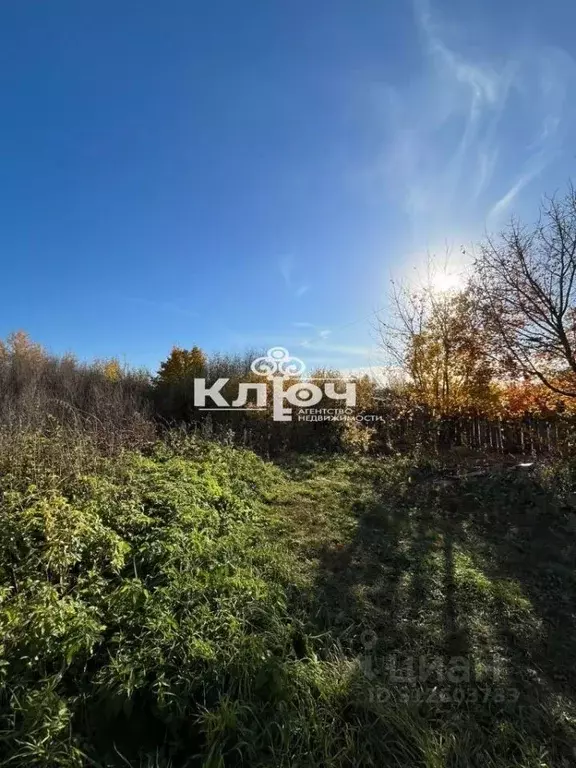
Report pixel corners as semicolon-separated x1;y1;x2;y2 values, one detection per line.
375;414;576;455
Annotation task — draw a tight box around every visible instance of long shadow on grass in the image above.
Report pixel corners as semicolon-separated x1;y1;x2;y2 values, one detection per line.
438;469;576;747
302;460;576;765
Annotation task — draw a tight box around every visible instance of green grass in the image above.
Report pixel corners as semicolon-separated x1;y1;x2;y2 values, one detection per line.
0;434;575;766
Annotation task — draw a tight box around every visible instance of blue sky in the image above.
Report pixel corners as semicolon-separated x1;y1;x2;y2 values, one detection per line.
1;0;576;373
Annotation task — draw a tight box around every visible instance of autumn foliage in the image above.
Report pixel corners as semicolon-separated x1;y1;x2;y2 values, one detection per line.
156;345;206;383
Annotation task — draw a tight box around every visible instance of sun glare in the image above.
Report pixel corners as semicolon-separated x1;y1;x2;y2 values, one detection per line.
430;270;463;294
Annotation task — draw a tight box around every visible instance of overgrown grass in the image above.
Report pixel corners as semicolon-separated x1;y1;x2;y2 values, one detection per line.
0;434;575;766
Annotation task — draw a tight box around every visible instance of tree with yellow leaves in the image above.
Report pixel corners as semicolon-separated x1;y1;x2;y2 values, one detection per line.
156;345;206;384
0;330;45;363
154;345;208;421
102;359;122;382
379;276;496;416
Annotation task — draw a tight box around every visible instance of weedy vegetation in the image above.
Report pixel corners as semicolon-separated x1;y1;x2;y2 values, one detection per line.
0;425;575;767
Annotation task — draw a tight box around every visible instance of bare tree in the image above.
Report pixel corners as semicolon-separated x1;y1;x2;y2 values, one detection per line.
474;185;576;397
378;260;493;415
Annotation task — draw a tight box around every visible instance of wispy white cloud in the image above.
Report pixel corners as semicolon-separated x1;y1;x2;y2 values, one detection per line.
296;340;375;357
279;256;310;299
415;0;500;107
226;329;375;367
488;166;544;221
376;0;576;254
279;257;292;287
290;322;332;344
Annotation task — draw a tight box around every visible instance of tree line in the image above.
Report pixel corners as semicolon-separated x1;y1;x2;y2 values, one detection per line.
3;183;576;455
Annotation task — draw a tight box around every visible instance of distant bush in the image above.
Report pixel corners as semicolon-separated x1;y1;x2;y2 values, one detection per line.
0;331;154;452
